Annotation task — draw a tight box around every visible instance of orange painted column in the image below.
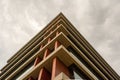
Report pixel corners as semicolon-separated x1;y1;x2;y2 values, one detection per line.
48;37;51;43
38;68;51;80
40;44;44;50
51;30;70;80
42;37;51;59
34;56;41;66
38;36;52;80
28;76;34;80
51;58;70;80
56;31;59;36
44;35;46;39
50;30;53;34
55;41;60;50
43;48;50;59
55;31;60;50
57;25;59;28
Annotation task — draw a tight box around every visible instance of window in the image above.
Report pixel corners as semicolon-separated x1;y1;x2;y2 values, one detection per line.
69;64;90;79
67;46;103;79
12;61;34;80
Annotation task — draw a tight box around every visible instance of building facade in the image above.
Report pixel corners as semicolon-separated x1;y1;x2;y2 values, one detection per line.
0;13;120;80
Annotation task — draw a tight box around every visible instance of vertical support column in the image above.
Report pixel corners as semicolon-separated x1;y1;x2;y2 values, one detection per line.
57;25;59;28
42;36;51;59
56;31;59;36
51;58;70;80
54;41;60;50
34;56;41;66
28;76;34;80
40;44;44;50
55;31;60;50
43;48;50;59
38;68;51;80
48;37;51;43
50;30;53;34
44;36;46;39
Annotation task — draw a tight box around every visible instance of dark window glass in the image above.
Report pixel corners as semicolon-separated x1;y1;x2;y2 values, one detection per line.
67;46;103;79
12;61;34;80
69;64;90;79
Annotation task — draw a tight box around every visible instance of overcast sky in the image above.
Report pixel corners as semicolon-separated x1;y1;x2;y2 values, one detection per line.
0;0;120;75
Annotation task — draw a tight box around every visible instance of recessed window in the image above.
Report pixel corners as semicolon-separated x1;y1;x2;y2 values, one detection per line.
12;61;34;80
16;66;33;80
69;64;90;79
67;46;103;79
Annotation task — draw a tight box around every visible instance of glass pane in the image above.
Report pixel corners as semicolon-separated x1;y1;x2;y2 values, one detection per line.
73;70;83;79
16;66;33;80
12;61;34;80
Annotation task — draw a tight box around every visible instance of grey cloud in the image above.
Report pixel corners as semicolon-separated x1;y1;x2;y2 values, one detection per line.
0;0;120;75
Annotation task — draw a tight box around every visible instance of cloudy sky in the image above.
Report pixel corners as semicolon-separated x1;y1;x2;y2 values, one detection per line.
0;0;120;75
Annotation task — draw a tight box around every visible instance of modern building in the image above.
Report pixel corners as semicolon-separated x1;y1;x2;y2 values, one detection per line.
0;13;120;80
